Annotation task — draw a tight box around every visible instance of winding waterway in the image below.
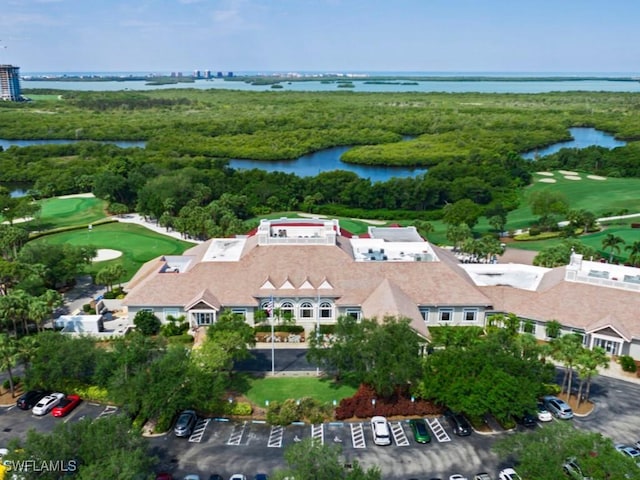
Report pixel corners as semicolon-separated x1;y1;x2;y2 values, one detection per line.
521;127;626;159
0;127;628;184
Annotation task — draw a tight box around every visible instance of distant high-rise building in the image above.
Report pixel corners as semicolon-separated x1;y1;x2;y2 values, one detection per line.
216;71;223;78
193;70;201;79
0;65;23;101
204;70;212;79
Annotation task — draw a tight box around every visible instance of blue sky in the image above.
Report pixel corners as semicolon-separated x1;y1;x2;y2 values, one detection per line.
1;0;639;74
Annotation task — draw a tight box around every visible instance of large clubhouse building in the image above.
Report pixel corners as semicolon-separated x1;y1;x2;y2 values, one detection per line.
123;217;640;357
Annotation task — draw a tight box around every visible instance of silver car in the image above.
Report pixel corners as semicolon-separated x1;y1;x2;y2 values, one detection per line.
174;410;198;437
543;395;574;420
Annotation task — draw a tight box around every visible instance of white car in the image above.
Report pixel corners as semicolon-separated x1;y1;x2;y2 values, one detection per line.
229;475;246;480
32;392;64;416
370;415;391;446
498;468;522;480
536;402;553;422
615;444;640;464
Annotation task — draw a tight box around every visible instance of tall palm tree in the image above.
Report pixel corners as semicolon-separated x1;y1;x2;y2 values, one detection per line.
0;333;19;397
601;233;624;262
575;346;609;407
625;241;640;266
550;333;585;401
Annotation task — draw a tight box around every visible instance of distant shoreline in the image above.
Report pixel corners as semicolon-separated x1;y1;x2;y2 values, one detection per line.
22;73;640;84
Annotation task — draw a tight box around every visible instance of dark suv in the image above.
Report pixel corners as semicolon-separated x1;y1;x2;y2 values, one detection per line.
445;409;472;436
16;390;50;410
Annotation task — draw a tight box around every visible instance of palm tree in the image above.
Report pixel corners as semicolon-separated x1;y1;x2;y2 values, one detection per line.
0;333;19;397
17;334;38;373
625;241;640;266
575;346;609;407
601;233;624;262
550;333;585;402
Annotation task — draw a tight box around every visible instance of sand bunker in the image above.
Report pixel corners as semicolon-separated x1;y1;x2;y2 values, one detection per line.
587;175;607;180
93;249;123;262
535;171;554;176
564;175;582;181
57;192;95;199
538;178;557;183
559;170;579;175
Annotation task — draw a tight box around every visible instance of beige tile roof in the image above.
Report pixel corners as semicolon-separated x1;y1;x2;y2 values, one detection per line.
482;279;640;338
123;235;492;310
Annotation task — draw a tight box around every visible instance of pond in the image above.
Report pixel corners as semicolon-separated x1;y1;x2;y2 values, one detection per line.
521;127;627;159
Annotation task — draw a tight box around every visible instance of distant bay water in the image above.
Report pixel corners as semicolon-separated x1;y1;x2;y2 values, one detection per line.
20;71;640;93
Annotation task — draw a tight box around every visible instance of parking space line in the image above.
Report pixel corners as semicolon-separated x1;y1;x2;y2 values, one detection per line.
97;405;118;419
390;422;410;446
267;425;284;448
426;417;451;442
311;424;324;445
226;421;247;446
188;418;211;443
350;423;366;448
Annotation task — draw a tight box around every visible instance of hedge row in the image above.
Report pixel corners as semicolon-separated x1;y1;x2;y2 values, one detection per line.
254;325;305;334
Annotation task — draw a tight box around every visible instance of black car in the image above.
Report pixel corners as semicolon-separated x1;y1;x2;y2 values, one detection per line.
16;390;50;410
444;409;472;436
514;411;537;428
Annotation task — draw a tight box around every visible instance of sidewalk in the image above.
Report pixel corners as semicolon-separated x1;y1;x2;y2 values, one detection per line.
113;213;202;244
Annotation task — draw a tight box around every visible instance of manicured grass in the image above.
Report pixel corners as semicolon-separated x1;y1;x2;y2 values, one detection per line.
29;222;196;280
581;227;640;259
244;376;356;405
27;196;109;230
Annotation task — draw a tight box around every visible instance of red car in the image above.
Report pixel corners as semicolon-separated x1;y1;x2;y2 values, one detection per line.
51;394;82;417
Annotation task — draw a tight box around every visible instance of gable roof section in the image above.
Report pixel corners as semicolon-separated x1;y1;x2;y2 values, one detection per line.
360;278;428;338
584;315;632;342
184;289;221;311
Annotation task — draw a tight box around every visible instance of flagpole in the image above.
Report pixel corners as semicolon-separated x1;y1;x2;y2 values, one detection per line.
270;295;275;375
316;290;320;376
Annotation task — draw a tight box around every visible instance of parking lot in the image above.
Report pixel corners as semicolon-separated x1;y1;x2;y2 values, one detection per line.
0;400;119;440
148;415;504;479
3;372;640;479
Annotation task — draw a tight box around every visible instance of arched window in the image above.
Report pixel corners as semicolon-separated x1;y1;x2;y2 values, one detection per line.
280;301;295;321
300;301;313;318
319;301;333;319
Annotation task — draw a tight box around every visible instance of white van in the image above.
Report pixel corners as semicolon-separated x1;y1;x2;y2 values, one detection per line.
371;415;391;446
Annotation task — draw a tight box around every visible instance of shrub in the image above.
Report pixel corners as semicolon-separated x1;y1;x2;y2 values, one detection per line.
166;334;194;345
265;397;332;425
82;303;93;313
619;355;637;373
3;376;21;390
335;384;443;420
154;411;175;433
528;227;540;236
73;385;110;403
254;325;304;334
161;316;189;337
133;310;161;336
224;401;253;416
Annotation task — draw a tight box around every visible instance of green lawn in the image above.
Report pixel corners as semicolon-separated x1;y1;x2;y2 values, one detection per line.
29;222;196;280
27;196;109;230
243;376;356;406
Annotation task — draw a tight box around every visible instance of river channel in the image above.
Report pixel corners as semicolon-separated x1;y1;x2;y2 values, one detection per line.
0;127;627;184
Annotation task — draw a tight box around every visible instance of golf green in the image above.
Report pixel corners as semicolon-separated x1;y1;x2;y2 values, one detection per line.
30;222;196;280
